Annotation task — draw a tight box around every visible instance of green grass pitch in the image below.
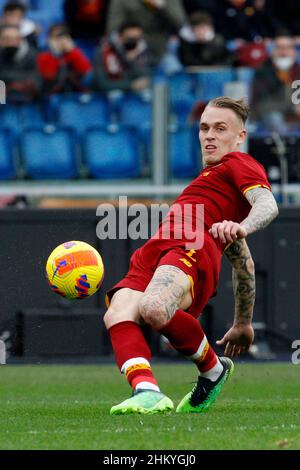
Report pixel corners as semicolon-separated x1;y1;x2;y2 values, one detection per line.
1;363;300;450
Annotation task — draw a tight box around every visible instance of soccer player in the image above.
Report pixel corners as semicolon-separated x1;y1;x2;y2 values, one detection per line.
104;96;279;415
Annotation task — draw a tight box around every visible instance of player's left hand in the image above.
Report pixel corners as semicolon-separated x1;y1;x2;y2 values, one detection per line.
209;220;247;244
216;323;255;357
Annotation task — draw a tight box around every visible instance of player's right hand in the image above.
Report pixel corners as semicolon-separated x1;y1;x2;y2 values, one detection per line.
209;220;247;244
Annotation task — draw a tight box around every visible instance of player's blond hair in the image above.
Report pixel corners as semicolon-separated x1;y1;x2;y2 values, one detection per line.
207;96;250;125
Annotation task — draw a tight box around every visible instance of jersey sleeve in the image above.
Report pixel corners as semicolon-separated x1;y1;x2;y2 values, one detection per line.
226;153;272;195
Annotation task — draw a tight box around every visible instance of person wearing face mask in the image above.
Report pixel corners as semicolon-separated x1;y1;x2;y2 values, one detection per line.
178;11;232;67
0;24;40;102
93;21;151;93
106;0;186;66
37;24;92;95
251;32;300;130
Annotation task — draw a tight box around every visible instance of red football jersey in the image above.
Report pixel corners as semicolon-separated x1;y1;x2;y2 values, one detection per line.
150;151;272;254
107;152;272;313
176;151;270;231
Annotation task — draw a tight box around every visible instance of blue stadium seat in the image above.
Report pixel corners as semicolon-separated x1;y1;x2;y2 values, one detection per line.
0;105;19;134
196;68;236;101
296;46;300;65
168;72;196;103
57;94;110;133
119;94;152;131
20;103;46;128
27;10;62;47
170;125;201;178
0;0;7;12
84;125;141;178
236;67;255;98
21;126;78;179
34;0;64;18
74;39;98;61
0;129;16;179
0;103;46;135
171;96;195;124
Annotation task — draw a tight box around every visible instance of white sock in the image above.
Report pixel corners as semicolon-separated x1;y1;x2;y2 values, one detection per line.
200;358;224;382
135;381;160;392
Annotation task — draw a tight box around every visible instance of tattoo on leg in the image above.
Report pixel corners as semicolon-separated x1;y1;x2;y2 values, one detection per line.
139;266;187;329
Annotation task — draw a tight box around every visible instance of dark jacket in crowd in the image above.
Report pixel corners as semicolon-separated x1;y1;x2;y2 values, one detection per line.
179;34;232;67
93;34;151;92
251;59;300;121
64;0;109;39
106;0;186;65
183;0;216;15
265;0;300;37
213;0;277;41
0;41;40;102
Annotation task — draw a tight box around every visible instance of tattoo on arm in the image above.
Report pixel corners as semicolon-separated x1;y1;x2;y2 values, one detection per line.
139;265;189;329
225;239;256;325
241;188;279;236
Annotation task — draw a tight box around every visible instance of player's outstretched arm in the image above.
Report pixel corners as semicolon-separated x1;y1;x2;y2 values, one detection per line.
241;187;279;236
216;238;255;357
209;187;279;244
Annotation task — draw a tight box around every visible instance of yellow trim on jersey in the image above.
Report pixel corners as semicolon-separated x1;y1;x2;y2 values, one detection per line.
186;249;197;262
243;184;271;195
187;275;195;299
179;257;193;268
105;294;110;308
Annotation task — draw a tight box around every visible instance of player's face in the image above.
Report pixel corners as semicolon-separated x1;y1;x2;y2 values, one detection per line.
199;106;246;166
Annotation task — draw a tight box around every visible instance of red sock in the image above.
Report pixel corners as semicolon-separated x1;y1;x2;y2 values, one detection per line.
158;309;217;372
108;321;159;391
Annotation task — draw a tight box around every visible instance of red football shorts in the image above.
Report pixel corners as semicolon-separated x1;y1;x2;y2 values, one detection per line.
106;236;222;319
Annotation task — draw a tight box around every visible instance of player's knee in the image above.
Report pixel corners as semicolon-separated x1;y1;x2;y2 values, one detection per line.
103;304;126;330
103;289;142;329
103;306;116;329
138;294;168;330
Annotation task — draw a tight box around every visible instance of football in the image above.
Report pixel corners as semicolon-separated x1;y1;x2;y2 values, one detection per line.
46;241;104;300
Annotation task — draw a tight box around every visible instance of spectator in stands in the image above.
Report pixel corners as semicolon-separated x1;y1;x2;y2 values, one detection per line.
183;0;216;15
37;24;92;95
94;21;151;93
249;0;277;40
0;1;39;48
0;24;40;102
265;0;300;40
178;11;232;67
106;0;186;66
214;0;276;42
233;40;267;68
251;32;300;131
64;0;109;40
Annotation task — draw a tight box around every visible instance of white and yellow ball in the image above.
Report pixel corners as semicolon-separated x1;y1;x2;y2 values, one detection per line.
46;241;104;300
